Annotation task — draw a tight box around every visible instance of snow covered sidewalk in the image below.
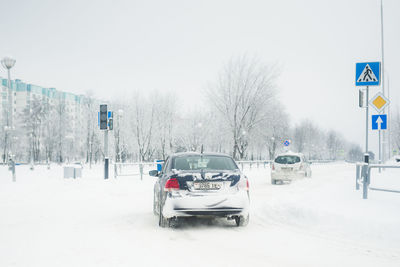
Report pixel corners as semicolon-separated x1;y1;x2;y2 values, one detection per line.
0;163;399;267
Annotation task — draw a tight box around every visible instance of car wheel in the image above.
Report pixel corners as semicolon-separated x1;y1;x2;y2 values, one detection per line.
168;217;180;228
153;194;158;216
271;178;276;185
235;215;249;227
159;204;168;228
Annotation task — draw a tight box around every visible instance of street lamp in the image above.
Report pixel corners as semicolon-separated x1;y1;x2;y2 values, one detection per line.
1;56;16;163
117;109;124;162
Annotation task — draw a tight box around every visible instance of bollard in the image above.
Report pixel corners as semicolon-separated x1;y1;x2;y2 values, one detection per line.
363;154;369;199
139;163;144;180
114;163;117;178
11;159;16;182
104;158;109;179
356;164;360;190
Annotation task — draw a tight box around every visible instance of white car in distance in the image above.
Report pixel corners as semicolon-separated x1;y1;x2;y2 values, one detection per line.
270;152;312;184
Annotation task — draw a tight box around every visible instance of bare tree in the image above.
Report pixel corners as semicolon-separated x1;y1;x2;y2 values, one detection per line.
254;104;290;159
153;91;177;160
54;100;70;163
327;130;344;160
22;97;47;162
207;56;278;160
293;119;324;159
391;109;400;154
130;93;156;161
173;110;211;153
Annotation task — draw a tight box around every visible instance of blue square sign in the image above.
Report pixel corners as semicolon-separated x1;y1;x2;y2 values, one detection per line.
372;114;387;130
355;62;380;86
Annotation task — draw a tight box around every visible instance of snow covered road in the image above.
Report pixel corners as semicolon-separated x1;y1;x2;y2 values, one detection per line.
1;163;399;267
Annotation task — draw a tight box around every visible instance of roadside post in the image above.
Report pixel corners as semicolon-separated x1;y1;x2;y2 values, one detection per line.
356;62;381;198
370;93;389;173
363;153;369;199
99;104;113;179
355;62;381;158
8;157;16;182
139;163;144;180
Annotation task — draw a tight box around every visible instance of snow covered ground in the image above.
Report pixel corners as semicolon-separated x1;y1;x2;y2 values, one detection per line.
1;162;400;267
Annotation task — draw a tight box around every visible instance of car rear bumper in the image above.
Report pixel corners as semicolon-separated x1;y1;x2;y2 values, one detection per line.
271;170;306;181
162;190;250;219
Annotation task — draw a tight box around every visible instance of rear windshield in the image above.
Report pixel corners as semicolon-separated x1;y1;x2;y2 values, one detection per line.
274;155;301;164
172;156;238;171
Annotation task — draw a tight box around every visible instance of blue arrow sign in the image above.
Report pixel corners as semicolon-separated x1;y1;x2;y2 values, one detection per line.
355;62;380;86
283;140;290;146
372;114;387;130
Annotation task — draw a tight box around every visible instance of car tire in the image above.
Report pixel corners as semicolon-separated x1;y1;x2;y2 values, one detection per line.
235;215;249;227
168;217;180;228
159;204;168;228
153;194;158;216
271;178;276;185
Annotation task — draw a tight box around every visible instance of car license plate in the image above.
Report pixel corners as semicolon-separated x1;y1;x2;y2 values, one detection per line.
193;181;222;190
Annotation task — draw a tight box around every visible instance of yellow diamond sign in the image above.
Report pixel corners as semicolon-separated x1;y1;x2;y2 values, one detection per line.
369;92;390;113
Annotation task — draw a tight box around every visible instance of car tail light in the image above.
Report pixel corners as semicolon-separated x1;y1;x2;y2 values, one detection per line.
271;163;275;171
238;178;249;191
164;178;180;192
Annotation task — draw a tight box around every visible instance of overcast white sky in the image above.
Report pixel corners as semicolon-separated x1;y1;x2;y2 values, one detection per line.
1;0;399;152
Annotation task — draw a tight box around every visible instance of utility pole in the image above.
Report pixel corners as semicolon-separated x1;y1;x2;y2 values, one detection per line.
365;86;369;158
380;0;387;163
1;56;16;166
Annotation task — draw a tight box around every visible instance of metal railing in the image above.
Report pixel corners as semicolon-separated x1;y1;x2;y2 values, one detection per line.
236;160;272;170
114;162;154;179
236;159;335;170
355;162;400;199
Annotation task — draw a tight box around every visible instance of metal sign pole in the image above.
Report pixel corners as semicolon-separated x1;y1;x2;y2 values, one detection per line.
365;86;369;155
104;130;109;179
379;129;382;173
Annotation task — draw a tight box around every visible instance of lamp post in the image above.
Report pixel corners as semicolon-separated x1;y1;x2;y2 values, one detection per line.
1;56;16;163
116;109;123;162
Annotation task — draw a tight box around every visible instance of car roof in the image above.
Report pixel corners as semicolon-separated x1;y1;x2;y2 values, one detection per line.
275;152;304;158
169;152;233;158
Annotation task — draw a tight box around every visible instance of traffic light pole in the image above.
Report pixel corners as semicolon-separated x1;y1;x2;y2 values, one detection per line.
104;129;109;179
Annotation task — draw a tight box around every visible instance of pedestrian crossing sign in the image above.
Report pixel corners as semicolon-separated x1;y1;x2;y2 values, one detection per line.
355;62;380;86
356;62;381;86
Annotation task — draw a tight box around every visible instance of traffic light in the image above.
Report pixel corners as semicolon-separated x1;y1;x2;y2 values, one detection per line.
99;104;108;130
108;112;113;130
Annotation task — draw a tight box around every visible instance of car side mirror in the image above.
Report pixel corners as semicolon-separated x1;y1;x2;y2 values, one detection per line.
149;170;159;177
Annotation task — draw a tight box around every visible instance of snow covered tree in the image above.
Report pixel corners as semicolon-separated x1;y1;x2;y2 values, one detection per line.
292;120;324;159
206;56;278;160
326;130;344;160
153;91;177;160
391;109;400;154
130;92;156;161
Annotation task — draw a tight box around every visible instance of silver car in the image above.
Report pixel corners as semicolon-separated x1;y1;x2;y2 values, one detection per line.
150;152;250;227
270;152;312;184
